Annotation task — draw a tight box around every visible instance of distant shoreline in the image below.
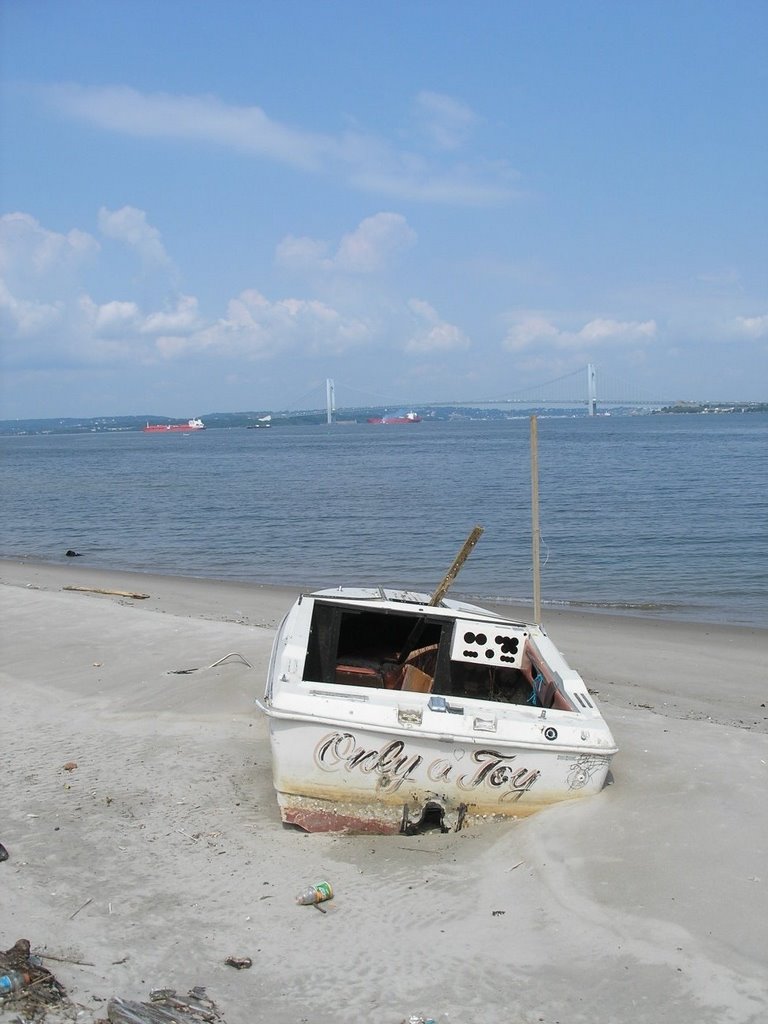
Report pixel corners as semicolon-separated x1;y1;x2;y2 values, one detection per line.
2;404;767;435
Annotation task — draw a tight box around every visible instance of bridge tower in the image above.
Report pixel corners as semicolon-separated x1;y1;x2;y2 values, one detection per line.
326;378;336;424
587;363;597;416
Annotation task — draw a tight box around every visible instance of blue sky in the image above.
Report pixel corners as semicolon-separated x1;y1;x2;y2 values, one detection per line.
1;0;766;418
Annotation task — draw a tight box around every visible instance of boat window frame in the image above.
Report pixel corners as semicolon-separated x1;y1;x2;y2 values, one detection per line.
301;600;561;709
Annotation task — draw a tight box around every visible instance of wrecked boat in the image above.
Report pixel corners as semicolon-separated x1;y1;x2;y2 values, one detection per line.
257;586;618;833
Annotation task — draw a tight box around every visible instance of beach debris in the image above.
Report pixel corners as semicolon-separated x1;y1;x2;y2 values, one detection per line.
168;653;253;675
1;969;31;996
65;549;82;557
223;956;252;969
176;828;200;843
69;896;93;920
107;986;224;1024
63;761;78;772
63;585;150;599
0;842;8;862
403;1016;437;1024
295;881;333;905
208;653;253;669
38;952;96;967
0;938;69;1018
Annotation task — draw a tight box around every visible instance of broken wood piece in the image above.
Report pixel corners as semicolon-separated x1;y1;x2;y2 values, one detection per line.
63;586;150;599
108;989;223;1024
429;525;484;606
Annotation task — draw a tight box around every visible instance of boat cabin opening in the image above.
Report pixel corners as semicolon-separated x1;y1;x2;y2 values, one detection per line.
302;601;575;711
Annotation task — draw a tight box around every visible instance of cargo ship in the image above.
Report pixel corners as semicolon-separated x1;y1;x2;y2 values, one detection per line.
143;418;205;433
367;411;421;425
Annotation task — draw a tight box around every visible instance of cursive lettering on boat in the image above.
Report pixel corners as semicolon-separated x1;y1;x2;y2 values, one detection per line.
315;732;423;792
454;748;541;802
314;732;541;802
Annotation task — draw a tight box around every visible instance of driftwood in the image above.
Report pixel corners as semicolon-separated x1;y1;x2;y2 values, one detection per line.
429;525;484;606
63;586;150;600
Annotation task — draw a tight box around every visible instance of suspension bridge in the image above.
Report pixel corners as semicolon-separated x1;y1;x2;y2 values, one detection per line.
288;365;674;420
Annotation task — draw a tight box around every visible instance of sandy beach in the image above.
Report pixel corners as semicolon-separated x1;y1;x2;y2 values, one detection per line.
2;558;767;1024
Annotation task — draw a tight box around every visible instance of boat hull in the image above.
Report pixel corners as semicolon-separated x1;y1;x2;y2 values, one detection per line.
261;710;614;833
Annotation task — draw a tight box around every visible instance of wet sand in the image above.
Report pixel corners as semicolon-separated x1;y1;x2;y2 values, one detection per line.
1;558;767;1023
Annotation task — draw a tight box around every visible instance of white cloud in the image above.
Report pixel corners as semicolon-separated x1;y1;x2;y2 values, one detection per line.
141;296;202;335
274;235;330;272
503;315;657;352
503;316;560;351
89;298;141;335
415;91;477;150
41;84;516;206
405;298;471;354
0;213;99;284
0;279;64;337
189;289;372;358
47;85;329;170
98;206;171;267
348;165;516;205
734;313;768;338
1;206;384;374
577;317;657;344
276;213;416;274
335;213;417;272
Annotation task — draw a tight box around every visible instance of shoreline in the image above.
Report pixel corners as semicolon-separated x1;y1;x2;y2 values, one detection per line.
2;557;767;1022
3;557;767;736
4;554;767;632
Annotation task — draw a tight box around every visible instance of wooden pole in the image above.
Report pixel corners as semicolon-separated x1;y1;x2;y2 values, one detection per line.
530;415;542;623
429;525;484;606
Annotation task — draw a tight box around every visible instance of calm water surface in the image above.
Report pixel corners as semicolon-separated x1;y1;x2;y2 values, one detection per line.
1;415;766;627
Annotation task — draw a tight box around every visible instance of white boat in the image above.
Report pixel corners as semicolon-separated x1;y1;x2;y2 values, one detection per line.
257;586;618;834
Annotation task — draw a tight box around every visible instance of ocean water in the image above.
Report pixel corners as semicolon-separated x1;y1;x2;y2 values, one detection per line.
1;414;766;627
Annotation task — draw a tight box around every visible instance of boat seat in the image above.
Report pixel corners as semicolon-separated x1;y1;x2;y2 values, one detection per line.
335;661;384;688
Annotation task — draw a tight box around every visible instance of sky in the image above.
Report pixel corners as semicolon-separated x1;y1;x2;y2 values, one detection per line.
1;0;766;418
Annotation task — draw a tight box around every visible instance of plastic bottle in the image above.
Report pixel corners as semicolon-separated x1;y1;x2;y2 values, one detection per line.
0;971;31;997
295;881;333;905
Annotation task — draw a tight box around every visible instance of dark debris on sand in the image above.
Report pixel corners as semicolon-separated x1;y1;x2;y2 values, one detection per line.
0;938;73;1021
